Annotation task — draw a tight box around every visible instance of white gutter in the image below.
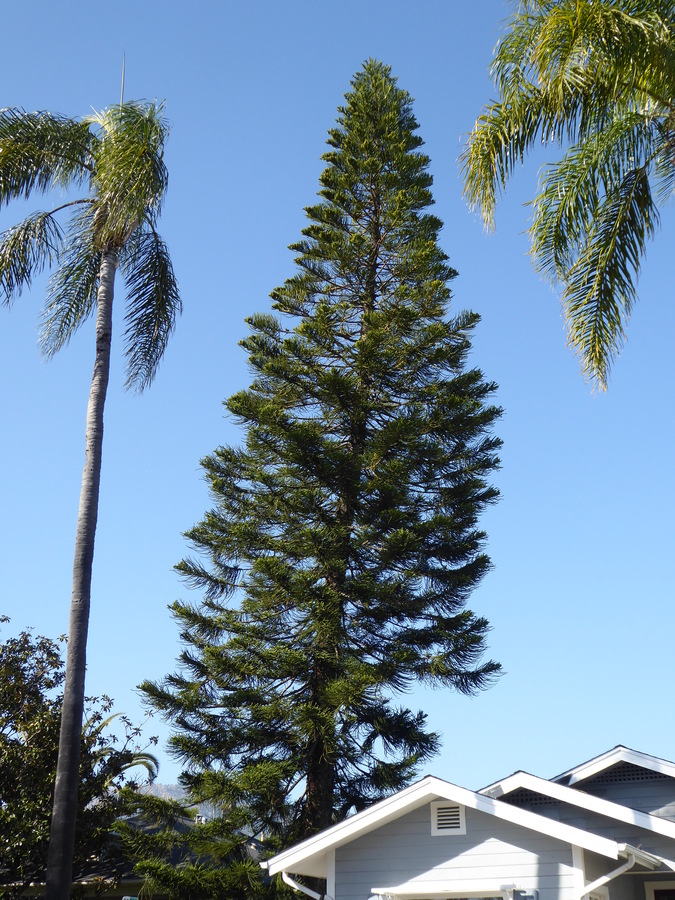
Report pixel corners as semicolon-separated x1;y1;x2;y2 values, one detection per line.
579;853;638;899
282;871;333;900
579;845;663;900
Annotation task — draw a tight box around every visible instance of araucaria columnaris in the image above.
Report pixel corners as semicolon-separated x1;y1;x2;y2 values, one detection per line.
144;60;502;849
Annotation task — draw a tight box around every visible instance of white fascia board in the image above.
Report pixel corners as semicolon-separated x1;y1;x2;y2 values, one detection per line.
264;777;442;875
481;771;675;842
444;782;619;859
553;747;675;786
481;770;528;796
264;776;619;878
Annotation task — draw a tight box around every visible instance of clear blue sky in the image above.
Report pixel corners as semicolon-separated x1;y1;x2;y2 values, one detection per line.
2;0;673;789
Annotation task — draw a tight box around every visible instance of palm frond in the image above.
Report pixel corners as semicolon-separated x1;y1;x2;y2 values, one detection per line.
89;102;170;247
464;0;675;384
491;9;546;97
119;224;181;391
530;111;658;280
564;165;657;388
651;118;675;202
40;209;100;356
0;212;63;305
0;109;93;207
460;87;547;228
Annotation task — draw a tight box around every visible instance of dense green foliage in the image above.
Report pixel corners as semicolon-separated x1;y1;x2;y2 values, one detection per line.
117;791;273;900
0;622;156;898
462;0;675;388
144;60;501;862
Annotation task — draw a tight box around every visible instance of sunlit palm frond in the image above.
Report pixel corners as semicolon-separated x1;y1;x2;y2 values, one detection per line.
652;121;675;201
40;209;100;357
0;109;93;207
461;88;548;229
530;111;658;280
464;0;675;385
89;102;170;247
119;225;181;391
0;212;63;305
490;9;545;97
564;165;658;386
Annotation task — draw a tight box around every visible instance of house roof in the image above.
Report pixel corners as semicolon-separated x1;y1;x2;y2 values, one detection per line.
263;775;624;879
552;746;675;786
479;770;675;841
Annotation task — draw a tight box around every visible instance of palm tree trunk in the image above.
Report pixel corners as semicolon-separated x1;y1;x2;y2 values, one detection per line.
45;249;116;900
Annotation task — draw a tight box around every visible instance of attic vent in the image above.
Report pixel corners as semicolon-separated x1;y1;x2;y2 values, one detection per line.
505;788;561;809
584;763;665;787
431;800;466;836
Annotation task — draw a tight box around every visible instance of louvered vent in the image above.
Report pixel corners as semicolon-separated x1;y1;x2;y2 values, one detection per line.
431;800;466;835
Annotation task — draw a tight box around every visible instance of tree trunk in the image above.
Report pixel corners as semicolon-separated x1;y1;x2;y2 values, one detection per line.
45;250;116;900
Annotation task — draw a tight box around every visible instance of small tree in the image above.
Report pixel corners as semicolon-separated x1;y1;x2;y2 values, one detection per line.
116;791;271;900
0;621;157;898
144;60;501;850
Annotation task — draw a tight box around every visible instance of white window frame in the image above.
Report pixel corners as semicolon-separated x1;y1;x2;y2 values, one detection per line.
645;882;675;900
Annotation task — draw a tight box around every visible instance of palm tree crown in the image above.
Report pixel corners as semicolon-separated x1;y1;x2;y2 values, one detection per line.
0;101;180;386
461;0;675;388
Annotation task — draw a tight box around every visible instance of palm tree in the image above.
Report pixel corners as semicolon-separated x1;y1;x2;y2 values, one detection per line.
461;0;675;389
0;101;180;900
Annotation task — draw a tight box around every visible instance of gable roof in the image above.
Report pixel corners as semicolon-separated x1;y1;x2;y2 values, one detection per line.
552;746;675;786
479;770;675;840
263;775;623;879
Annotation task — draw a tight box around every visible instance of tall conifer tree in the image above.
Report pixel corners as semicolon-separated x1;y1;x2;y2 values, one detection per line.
144;61;502;847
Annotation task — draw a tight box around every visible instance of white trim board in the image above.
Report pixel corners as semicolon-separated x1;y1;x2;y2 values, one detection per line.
553;747;675;786
480;771;675;841
645;880;675;900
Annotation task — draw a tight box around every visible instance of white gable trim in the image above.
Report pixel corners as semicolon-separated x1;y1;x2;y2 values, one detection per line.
553;747;675;786
480;770;675;841
264;775;620;878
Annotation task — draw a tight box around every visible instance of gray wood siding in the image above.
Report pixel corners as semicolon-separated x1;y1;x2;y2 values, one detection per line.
552;806;675;859
577;779;675;820
335;804;577;900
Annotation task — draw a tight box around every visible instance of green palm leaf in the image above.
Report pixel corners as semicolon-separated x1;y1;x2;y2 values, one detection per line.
530;111;657;279
0;212;63;304
119;225;181;391
40;209;100;356
564;164;657;384
0;109;92;206
463;0;675;387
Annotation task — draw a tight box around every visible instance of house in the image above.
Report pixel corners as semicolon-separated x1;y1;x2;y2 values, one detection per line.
263;746;675;900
